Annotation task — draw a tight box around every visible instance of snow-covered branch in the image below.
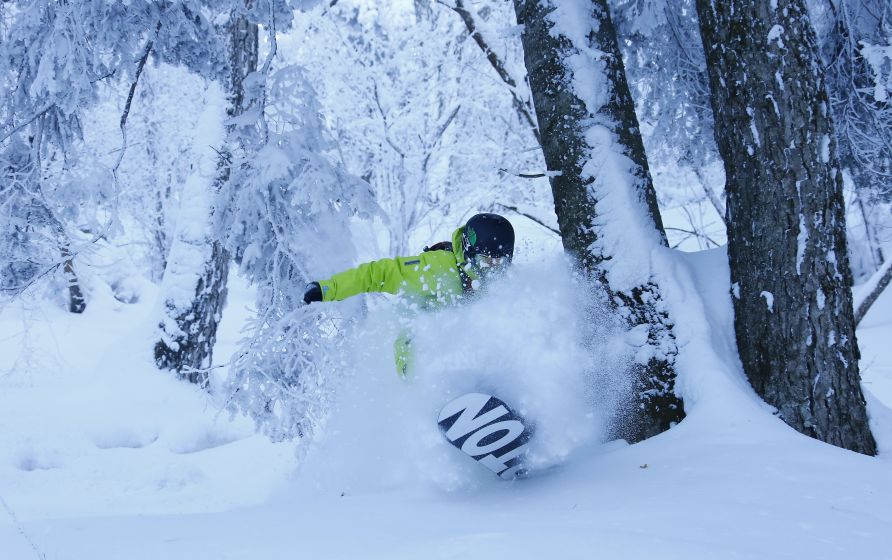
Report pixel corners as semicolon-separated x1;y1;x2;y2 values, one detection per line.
440;0;541;145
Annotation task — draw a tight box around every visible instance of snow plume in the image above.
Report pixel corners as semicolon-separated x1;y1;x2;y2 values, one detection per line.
218;65;378;442
293;255;631;493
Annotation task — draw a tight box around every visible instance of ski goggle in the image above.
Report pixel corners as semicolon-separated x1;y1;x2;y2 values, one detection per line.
471;254;510;277
476;254;509;268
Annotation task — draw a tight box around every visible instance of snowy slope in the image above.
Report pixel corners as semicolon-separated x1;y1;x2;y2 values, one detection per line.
2;247;892;559
0;274;296;557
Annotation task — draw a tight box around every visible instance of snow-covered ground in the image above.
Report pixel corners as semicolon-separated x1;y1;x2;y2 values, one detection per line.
2;244;891;559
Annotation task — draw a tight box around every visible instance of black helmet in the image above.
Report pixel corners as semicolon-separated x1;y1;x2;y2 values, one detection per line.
462;213;515;261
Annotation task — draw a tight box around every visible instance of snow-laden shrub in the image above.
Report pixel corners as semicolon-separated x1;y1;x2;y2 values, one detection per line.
218;65;378;441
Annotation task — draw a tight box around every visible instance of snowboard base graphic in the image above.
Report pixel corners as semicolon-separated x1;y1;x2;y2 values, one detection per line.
437;392;533;480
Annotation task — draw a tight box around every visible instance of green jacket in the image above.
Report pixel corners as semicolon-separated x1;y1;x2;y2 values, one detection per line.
318;227;478;309
317;227;478;376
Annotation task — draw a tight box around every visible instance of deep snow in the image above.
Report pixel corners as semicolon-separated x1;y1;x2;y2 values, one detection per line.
2;241;892;559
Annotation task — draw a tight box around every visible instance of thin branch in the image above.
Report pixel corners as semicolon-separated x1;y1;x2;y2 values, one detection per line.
692;164;727;225
0;102;54;145
498;167;558;179
113;20;161;179
493;202;559;235
372;82;406;158
421;104;461;172
0;260;62;294
855;257;892;326
664;226;720;248
90;68;117;84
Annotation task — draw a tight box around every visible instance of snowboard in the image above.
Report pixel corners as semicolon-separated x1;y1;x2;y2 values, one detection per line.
437;392;533;480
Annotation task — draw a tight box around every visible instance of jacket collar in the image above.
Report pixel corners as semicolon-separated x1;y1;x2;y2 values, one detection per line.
451;226;480;284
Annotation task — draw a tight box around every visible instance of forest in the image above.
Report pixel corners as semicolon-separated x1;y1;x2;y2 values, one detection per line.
1;0;891;558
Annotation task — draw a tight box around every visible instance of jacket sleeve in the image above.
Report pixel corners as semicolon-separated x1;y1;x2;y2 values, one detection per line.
317;257;414;301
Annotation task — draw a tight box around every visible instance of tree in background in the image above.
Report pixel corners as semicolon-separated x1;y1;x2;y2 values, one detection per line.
153;10;258;384
216;63;378;440
512;0;684;441
812;0;891;278
612;0;727;250
283;0;550;255
0;0;225;314
696;0;876;454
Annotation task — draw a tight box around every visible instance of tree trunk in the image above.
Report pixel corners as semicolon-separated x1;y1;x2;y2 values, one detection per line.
696;0;876;454
59;241;86;314
150;181;170;283
154;14;258;386
512;0;683;442
47;206;86;314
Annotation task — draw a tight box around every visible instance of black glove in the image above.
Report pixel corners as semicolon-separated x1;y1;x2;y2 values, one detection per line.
303;281;323;304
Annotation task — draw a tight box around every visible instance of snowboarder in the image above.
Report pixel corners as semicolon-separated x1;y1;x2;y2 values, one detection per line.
302;213;515;376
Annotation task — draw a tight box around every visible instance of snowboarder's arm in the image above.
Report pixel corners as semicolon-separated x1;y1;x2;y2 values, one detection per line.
317;257;413;301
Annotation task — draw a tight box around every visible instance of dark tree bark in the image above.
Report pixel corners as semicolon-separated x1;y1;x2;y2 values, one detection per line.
696;0;876;454
154;14;258;386
59;241;86;314
150;176;171;283
512;0;683;442
46;202;86;314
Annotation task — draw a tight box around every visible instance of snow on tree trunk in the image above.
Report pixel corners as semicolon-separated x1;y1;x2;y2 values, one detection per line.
154;15;259;385
154;169;230;385
512;0;683;442
696;0;876;455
